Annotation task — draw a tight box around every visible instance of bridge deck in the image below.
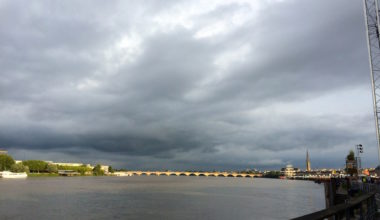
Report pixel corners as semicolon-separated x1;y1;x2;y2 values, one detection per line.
119;171;260;178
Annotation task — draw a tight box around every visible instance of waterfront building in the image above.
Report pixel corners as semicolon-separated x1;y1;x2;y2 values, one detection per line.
281;164;299;177
52;162;84;167
0;150;7;155
51;162;93;169
101;165;110;173
306;150;311;172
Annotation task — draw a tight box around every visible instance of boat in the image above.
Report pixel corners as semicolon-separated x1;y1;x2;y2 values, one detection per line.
0;171;27;178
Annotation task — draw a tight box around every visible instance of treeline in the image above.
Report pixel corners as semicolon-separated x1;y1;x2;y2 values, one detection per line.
263;171;281;178
0;154;28;173
0;154;112;176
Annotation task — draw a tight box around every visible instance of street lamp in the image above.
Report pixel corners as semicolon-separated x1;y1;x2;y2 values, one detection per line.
356;144;363;176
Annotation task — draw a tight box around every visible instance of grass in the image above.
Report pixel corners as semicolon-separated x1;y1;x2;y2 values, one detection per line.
27;173;60;177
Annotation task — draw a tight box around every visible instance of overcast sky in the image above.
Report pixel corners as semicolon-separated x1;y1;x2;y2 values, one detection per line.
0;0;377;170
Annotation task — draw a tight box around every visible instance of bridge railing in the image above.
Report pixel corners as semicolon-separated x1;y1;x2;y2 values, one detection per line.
290;192;377;220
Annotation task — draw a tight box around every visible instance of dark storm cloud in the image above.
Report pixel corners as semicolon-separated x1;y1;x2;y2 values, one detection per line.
205;1;368;105
0;0;376;169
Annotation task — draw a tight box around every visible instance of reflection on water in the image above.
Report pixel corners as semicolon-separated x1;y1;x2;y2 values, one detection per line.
0;176;324;220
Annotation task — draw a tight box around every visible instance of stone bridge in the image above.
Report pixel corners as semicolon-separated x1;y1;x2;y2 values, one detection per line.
122;171;260;178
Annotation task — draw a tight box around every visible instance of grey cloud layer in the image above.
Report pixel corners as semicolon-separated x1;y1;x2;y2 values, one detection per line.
0;0;376;169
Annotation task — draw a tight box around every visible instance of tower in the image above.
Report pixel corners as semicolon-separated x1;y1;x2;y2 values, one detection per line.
306;150;311;172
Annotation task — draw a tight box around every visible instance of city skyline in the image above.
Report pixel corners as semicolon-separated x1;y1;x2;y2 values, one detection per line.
0;0;378;170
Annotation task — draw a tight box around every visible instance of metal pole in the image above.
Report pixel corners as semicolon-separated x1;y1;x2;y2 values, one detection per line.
356;144;363;176
363;0;380;164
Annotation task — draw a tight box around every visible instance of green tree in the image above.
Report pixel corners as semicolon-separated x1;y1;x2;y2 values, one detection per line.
0;154;15;171
22;160;48;173
346;150;357;176
264;171;281;178
46;164;58;173
108;166;115;173
93;164;104;176
347;150;355;160
10;163;29;173
57;165;92;175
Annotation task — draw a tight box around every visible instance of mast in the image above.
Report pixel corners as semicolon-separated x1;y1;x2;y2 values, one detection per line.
363;0;380;163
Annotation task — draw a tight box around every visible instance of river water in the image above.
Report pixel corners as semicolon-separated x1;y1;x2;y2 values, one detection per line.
0;176;324;220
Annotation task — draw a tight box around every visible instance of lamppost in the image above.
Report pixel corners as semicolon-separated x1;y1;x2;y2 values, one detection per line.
356;144;363;176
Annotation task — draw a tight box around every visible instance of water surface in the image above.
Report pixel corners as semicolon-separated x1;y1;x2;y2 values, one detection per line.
0;176;325;220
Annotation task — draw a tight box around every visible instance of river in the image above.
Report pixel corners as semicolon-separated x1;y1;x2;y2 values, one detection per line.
0;176;325;220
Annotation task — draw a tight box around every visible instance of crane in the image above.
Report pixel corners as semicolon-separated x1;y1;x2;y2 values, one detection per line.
363;0;380;163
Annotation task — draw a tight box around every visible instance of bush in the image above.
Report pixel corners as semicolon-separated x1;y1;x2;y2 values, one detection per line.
46;164;58;173
10;163;29;173
0;154;15;171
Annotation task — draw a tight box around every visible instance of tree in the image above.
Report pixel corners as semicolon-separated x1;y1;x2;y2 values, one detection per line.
93;164;104;176
346;150;357;176
347;150;355;161
10;163;29;173
57;165;92;175
22;160;48;173
264;171;281;178
46;164;58;173
108;166;115;173
0;154;15;171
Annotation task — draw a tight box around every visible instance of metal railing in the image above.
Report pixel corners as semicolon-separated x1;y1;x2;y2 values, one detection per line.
291;192;377;220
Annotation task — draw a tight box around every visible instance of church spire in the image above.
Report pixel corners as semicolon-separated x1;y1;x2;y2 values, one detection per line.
306;149;311;172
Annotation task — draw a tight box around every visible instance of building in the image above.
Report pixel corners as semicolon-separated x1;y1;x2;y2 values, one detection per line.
51;162;94;169
0;150;8;155
101;165;109;173
281;164;298;177
306;150;311;172
52;162;84;167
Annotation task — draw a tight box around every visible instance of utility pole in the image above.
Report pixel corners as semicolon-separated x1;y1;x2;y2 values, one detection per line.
363;0;380;163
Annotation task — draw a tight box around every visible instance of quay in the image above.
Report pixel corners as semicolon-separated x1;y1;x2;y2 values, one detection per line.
291;192;377;220
119;171;261;178
293;179;380;219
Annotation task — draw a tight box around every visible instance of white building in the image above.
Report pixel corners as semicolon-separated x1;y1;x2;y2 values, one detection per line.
101;165;109;173
51;162;94;169
281;164;298;177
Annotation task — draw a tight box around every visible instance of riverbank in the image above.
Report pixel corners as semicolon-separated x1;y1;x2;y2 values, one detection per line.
27;173;60;177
